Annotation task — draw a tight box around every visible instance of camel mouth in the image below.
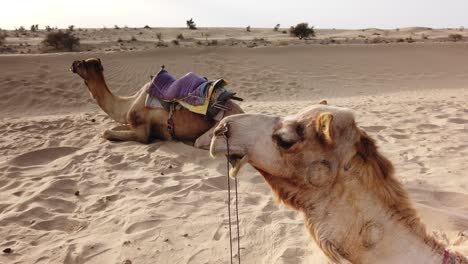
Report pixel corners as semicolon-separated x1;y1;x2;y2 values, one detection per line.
70;60;82;73
227;154;248;178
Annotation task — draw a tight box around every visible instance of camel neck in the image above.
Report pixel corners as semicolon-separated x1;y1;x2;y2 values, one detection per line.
302;168;445;264
86;76;133;124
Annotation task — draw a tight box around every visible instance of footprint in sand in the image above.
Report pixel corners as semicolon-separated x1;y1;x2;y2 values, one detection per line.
10;147;80;167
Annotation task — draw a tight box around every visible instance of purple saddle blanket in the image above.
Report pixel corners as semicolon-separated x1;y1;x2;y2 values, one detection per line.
148;69;211;106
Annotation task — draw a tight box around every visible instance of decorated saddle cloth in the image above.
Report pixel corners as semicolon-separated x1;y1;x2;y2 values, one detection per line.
145;69;227;115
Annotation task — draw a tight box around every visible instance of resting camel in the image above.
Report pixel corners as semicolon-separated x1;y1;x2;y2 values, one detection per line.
70;58;243;147
210;102;467;264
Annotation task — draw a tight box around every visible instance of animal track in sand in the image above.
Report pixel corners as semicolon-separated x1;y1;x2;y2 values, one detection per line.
10;147;80;166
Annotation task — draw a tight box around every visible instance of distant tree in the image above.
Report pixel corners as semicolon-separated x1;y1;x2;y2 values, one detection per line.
114;25;120;29
290;23;315;39
273;24;280;31
144;25;151;29
68;25;74;31
45;25;52;32
43;30;80;51
246;25;251;32
186;18;197;30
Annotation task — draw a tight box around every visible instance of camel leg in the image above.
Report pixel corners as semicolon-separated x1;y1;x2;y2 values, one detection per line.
103;125;150;144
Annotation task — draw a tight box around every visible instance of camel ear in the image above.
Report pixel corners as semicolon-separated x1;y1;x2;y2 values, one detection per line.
315;112;334;145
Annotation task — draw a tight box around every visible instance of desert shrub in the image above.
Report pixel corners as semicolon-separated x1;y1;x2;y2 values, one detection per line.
17;26;26;35
396;38;405;43
186;18;197;30
30;24;39;32
405;37;415;43
281;30;287;34
117;38;123;43
68;25;74;31
45;25;52;32
370;37;384;43
290;23;315;39
246;26;251;32
42;30;80;51
421;34;428;40
144;25;151;29
114;25;120;29
372;32;381;36
196;40;202;45
273;24;280;31
176;33;184;40
172;39;179;45
130;36;137;41
448;34;463;42
156;41;168;47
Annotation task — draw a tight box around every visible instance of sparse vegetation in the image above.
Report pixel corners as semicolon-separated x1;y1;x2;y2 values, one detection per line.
405;37;415;43
281;30;287;34
448;34;463;42
30;24;39;32
117;38;123;43
17;26;26;35
209;39;218;46
290;23;315;40
186;18;197;30
246;26;251;32
68;25;74;32
42;30;80;51
274;24;280;31
176;33;184;40
0;32;5;46
130;36;137;42
396;38;405;43
45;26;52;32
421;34;428;40
172;39;179;45
114;25;120;30
201;32;210;41
144;25;151;29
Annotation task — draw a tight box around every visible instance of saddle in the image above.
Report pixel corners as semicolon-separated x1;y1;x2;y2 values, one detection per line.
145;66;242;120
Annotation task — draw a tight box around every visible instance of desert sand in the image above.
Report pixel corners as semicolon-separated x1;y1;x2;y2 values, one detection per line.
0;42;467;263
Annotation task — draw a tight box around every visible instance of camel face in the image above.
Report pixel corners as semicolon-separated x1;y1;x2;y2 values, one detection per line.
70;58;104;80
211;105;360;186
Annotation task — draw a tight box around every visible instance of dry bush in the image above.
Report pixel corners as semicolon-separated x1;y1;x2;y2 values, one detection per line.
246;26;251;32
42;30;80;51
290;23;315;39
130;36;137;42
448;34;463;42
172;39;179;45
144;25;151;29
274;24;280;31
176;33;184;40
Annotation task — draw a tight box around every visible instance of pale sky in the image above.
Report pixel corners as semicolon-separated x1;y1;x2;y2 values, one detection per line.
1;0;467;30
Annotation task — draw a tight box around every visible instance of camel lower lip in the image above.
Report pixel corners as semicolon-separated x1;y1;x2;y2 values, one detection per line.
226;154;247;178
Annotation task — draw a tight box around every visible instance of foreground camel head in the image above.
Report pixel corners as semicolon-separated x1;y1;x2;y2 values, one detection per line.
210;103;467;263
70;58;104;81
211;103;362;188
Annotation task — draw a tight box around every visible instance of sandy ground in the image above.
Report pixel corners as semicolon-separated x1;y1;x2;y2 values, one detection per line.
0;43;467;264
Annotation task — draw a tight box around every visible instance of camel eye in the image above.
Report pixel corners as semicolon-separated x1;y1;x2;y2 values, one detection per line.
272;134;295;150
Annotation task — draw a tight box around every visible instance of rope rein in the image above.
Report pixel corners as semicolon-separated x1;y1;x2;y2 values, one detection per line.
223;124;241;264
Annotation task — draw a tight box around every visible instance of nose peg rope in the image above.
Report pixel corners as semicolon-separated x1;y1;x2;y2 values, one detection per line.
222;123;241;264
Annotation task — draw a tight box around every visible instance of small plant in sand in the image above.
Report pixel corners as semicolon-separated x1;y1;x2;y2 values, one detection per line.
246;25;251;32
43;30;80;51
186;18;197;30
172;39;179;46
144;25;151;29
117;38;123;43
448;34;463;42
176;33;185;40
130;36;137;42
405;37;415;43
290;23;315;40
273;24;280;31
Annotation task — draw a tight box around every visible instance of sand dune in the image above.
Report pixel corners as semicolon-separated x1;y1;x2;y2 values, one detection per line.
0;44;467;263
